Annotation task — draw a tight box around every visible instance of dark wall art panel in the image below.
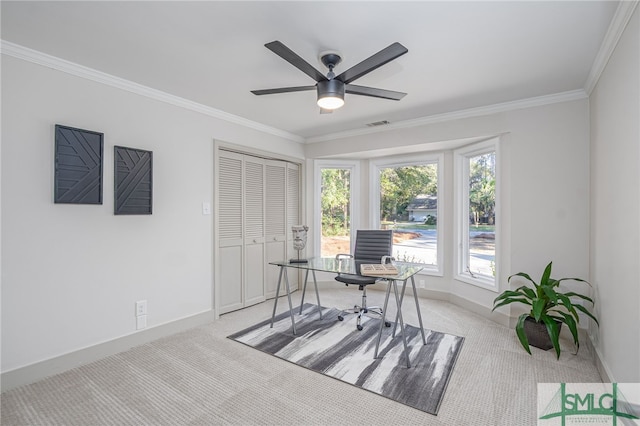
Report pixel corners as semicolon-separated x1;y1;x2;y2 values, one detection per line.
114;146;153;215
54;125;104;204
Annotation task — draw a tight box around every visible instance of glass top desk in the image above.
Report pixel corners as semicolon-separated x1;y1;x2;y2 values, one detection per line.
268;257;426;368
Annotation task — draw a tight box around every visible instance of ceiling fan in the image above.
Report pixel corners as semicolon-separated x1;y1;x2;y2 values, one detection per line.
251;41;408;113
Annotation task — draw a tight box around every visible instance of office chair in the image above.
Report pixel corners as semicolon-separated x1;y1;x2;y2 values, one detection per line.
335;229;394;331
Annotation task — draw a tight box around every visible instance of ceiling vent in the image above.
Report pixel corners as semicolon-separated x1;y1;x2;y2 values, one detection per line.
366;120;391;127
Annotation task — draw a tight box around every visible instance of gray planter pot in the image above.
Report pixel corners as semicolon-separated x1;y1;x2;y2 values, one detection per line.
523;316;562;350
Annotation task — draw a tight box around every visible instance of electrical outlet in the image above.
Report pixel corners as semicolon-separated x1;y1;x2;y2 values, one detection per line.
136;315;147;330
419;280;426;289
135;300;147;316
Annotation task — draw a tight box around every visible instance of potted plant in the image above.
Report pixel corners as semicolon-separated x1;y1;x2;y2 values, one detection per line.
492;261;599;359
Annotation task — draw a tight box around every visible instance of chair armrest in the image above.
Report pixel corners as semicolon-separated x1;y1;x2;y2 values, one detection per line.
381;255;395;264
335;253;353;276
335;253;354;260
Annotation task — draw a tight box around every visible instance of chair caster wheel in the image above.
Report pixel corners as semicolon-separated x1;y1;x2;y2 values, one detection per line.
385;321;391;327
338;316;344;321
357;325;363;331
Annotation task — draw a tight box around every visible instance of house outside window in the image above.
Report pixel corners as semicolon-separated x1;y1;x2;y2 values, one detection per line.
407;194;438;224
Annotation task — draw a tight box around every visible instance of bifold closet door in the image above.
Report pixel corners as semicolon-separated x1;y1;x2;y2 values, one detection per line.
287;163;301;261
264;160;287;298
243;156;265;306
217;149;301;312
218;151;243;314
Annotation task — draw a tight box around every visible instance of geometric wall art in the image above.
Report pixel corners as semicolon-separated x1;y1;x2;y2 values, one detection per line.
114;146;153;215
54;124;104;204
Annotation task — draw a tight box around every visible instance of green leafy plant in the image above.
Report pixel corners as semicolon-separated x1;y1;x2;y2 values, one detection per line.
492;261;599;359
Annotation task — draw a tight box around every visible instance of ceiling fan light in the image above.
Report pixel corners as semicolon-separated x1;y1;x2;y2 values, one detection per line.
317;95;344;110
317;80;345;110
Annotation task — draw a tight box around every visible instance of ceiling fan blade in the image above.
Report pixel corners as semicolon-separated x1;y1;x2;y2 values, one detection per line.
251;86;316;96
336;42;408;84
345;84;407;101
265;41;328;83
320;108;333;114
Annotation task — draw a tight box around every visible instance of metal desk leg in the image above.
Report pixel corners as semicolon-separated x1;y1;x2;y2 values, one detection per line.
374;277;393;359
312;270;323;319
391;280;411;368
299;270;322;319
270;266;284;328
392;279;409;337
411;275;426;345
299;269;310;314
283;268;297;335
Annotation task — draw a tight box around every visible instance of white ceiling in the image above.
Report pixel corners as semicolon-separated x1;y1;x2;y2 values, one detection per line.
1;1;620;142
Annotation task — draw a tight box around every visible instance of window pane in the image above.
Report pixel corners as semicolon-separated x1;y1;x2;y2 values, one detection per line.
379;164;438;266
320;168;351;257
467;152;496;278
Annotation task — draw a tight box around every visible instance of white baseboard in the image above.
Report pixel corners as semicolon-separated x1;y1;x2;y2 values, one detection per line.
448;293;510;327
359;282;510;326
1;310;217;392
586;333;615;383
8;286;602;392
365;281;450;301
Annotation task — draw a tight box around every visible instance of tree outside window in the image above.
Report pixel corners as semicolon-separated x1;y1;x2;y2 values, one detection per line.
464;150;496;280
320;168;351;256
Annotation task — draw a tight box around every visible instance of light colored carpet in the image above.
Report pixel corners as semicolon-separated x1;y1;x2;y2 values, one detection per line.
1;287;602;425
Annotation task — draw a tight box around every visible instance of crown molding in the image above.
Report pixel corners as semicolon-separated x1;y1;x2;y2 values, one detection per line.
306;89;588;144
0;40;305;144
584;0;639;95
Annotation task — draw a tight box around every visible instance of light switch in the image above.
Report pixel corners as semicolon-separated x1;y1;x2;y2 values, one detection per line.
202;202;211;215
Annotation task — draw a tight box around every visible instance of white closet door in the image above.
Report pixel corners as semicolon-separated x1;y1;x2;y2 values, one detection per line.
265;160;286;238
244;156;265;306
216;148;302;311
287;163;301;260
265;160;287;298
284;163;301;290
218;151;244;313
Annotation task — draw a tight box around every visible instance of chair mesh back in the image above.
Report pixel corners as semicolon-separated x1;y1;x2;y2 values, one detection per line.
353;230;393;264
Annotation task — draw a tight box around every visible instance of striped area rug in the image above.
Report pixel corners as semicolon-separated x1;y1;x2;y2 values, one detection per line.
228;304;464;415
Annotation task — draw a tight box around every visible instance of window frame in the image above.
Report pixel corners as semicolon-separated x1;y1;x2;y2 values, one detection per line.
454;138;500;291
314;159;360;257
369;153;444;276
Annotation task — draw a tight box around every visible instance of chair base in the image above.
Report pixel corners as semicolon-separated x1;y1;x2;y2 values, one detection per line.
338;304;391;331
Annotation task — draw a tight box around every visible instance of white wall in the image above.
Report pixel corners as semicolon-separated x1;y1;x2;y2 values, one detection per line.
305;98;591;318
589;6;640;382
1;55;303;374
